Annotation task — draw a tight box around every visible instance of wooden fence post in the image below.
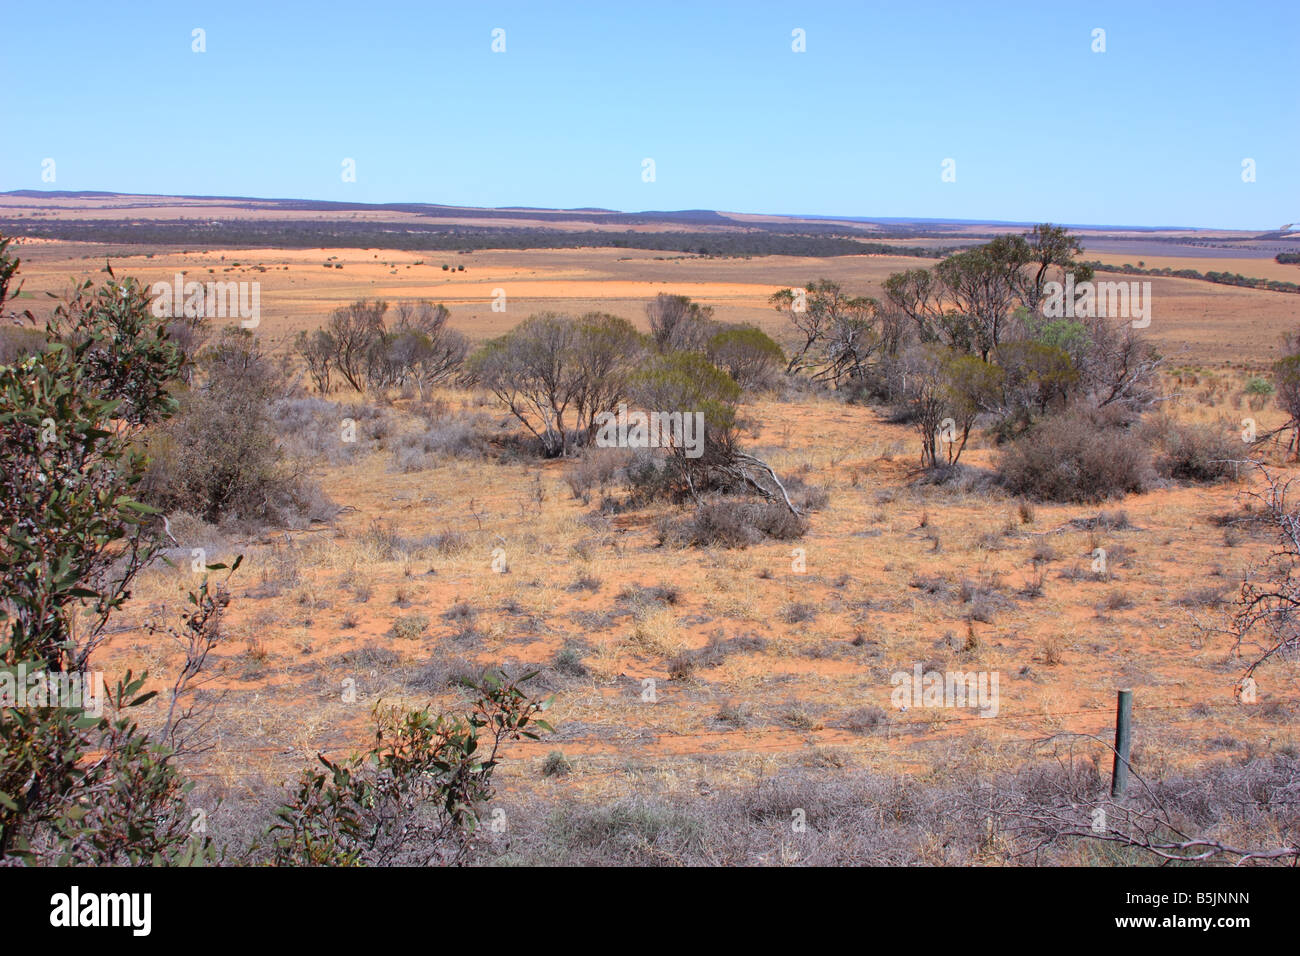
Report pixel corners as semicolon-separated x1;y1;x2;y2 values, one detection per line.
1110;689;1133;798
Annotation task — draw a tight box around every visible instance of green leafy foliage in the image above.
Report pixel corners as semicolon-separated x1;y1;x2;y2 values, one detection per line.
0;261;214;864
0;232;26;317
707;324;785;390
0;669;208;865
0;284;178;671
49;271;184;426
268;671;552;866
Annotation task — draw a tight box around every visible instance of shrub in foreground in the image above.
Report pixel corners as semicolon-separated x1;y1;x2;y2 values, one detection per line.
1146;418;1242;483
657;498;808;548
267;673;551;866
144;328;335;528
1000;405;1153;503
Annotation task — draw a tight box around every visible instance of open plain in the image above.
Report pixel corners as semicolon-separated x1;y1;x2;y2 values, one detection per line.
7;202;1297;863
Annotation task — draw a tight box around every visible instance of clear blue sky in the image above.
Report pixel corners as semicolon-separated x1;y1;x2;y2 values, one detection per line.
3;0;1296;229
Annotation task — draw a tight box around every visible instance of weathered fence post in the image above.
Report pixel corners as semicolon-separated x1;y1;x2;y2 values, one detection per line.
1110;689;1133;798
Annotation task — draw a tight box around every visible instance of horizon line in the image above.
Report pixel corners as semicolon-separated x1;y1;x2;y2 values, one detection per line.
4;188;1293;237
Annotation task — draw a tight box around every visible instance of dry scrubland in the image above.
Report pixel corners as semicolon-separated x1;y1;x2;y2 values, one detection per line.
112;386;1296;862
10;235;1300;865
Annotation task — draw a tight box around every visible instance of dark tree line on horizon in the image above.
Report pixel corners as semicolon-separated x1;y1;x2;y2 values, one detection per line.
0;218;950;259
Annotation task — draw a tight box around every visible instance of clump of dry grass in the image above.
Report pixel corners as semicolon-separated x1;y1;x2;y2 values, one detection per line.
1098;589;1134;612
626;606;685;657
391;612;430;640
618;583;681;607
780;601;818;624
541;751;572;777
1029;540;1056;564
844;705;888;734
1021;565;1047;598
1037;635;1066;666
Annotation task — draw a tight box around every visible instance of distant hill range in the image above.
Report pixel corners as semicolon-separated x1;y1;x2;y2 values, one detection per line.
1;190;1295;259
